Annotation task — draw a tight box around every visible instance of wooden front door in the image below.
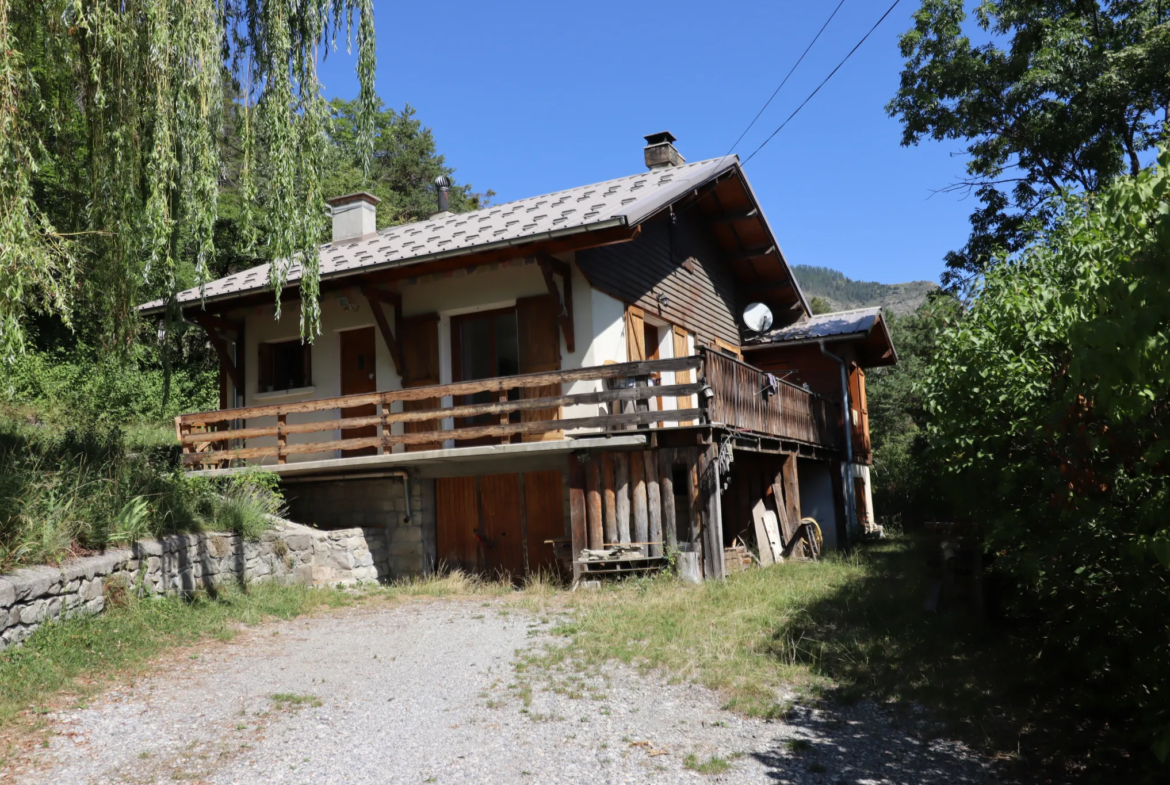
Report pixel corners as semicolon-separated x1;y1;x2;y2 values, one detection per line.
340;327;377;458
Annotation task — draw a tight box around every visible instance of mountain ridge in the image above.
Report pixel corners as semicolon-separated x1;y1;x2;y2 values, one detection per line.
791;264;937;315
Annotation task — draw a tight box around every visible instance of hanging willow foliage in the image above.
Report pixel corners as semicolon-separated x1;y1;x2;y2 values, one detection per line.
0;0;376;360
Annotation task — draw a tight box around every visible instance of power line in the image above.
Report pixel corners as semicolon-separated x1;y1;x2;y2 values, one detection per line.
741;0;902;167
724;0;847;157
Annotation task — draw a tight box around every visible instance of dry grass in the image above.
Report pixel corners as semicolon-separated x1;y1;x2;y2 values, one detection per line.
522;554;869;717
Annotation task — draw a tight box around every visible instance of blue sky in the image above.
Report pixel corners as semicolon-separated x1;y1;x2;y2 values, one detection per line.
317;0;973;286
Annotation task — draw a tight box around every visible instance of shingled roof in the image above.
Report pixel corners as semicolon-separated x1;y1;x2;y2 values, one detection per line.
743;306;898;367
139;156;743;314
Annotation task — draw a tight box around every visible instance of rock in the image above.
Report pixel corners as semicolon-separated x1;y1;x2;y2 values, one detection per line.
0;578;15;609
9;565;62;602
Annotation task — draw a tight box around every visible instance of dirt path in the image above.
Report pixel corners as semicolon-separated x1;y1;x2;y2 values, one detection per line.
4;599;1000;784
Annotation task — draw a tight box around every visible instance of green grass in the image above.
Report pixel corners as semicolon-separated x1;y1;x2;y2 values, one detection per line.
683;753;731;774
0;582;351;729
270;693;322;709
528;552;869;717
525;535;1149;782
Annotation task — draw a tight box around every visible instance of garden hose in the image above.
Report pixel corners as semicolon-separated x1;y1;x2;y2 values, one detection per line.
800;517;824;554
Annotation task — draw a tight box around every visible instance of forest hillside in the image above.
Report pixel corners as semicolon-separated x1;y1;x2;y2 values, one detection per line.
792;264;937;314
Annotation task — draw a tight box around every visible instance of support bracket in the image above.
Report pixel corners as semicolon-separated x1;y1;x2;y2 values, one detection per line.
361;284;404;376
536;252;575;353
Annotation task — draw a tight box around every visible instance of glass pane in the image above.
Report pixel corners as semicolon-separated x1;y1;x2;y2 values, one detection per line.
460;315;495;382
495;312;519;377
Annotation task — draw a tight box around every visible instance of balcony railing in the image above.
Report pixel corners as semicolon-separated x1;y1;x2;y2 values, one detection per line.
176;351;842;468
702;350;842;448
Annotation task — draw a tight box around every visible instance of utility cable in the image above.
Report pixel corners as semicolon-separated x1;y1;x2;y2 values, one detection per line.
741;0;902;167
724;0;846;157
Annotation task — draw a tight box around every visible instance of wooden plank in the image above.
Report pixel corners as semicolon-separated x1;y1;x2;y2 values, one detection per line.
586;458;604;550
696;447;710;576
772;477;796;544
685;448;701;547
381;408;703;447
631;451;649;553
601;453;618;545
180;356;703;426
568;453;587;581
752;498;783;565
186;385;707;444
658;448;677;553
644;450;663;558
702;444;726;580
614;452;631;544
781;454;801;531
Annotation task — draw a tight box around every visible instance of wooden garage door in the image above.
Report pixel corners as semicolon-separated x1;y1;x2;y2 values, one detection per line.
480;474;525;578
524;470;565;576
436;477;478;573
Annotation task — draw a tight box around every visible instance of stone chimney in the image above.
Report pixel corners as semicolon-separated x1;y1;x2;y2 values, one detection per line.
326;192;380;243
644;131;684;170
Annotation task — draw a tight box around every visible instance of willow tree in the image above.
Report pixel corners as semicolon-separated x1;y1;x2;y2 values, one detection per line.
0;0;376;363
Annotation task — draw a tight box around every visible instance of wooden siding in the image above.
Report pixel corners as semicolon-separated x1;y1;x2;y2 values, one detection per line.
576;214;741;348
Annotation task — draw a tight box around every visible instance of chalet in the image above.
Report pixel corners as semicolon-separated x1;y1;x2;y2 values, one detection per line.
140;132;896;582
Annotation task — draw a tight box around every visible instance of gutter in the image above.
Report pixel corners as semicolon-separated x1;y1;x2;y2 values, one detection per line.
138;216;630;316
819;340;858;547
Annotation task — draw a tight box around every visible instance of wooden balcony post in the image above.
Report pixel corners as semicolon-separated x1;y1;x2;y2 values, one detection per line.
277;413;287;465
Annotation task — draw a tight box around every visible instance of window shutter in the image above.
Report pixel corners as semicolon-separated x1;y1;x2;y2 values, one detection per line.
517;295;562;441
625;305;646;362
672;325;693;426
401;313;441;451
258;343;272;392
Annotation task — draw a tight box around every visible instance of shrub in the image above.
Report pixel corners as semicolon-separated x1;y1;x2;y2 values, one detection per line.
920;148;1170;762
0;418;283;570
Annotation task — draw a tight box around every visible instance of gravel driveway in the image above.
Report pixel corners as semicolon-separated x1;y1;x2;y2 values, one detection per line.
5;599;1000;784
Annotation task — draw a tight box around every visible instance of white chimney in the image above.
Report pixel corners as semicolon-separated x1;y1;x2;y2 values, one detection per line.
327;192;380;243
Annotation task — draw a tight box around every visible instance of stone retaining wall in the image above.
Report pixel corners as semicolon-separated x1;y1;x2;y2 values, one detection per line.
0;520;387;651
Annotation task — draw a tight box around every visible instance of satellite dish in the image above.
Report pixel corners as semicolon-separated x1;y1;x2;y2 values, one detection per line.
743;302;773;333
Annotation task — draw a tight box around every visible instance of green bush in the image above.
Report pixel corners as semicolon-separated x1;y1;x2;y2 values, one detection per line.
920;148;1170;763
4;343;216;425
0;418;283;571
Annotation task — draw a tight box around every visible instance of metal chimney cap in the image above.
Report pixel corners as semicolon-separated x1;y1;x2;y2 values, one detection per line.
434;175;451;189
643;131;677;145
326;191;381;207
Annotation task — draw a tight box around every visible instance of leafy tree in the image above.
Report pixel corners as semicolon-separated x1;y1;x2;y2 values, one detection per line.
920;147;1170;763
889;0;1170;292
865;298;960;524
808;296;834;315
0;0;378;359
322;99;493;228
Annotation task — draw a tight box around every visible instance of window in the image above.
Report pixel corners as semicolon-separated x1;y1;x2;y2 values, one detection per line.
258;339;312;392
451;309;519;432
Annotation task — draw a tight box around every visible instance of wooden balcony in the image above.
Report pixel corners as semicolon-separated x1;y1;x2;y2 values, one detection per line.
176;350;842;468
